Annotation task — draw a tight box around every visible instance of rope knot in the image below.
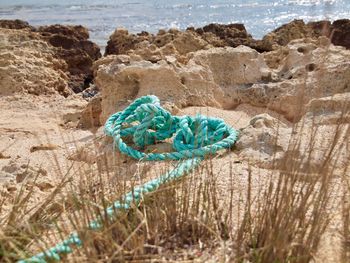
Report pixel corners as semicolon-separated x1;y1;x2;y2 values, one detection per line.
104;95;238;161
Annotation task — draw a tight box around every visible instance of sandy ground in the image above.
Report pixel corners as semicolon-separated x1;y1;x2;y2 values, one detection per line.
1;94;282;186
0;94;345;262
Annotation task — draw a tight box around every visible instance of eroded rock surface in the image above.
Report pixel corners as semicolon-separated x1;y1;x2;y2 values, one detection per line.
0;28;70;96
0;19;35;30
104;19;350;62
95;46;270;123
38;25;101;92
0;20;101;94
239;38;350;121
95;37;350;124
236;114;292;168
263;19;350;51
104;23;268;61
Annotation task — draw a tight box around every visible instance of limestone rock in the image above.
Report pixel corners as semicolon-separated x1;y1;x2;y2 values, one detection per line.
104;19;350;64
0;19;35;30
0;20;102;94
194;23;267;52
304;93;350;125
328;19;350;50
237;38;350;121
105;27;210;63
95;36;350;125
262;20;318;50
0;28;70;96
95;46;270;123
105;28;151;56
262;19;350;51
38;25;101;93
79;95;102;128
105;24;268;61
236;114;292;168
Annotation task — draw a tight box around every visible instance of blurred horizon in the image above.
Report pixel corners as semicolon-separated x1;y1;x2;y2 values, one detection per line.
1;0;349;48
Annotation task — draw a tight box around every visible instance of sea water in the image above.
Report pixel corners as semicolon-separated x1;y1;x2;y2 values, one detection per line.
1;0;349;49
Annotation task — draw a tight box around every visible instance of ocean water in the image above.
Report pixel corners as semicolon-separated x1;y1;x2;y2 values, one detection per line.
0;0;349;48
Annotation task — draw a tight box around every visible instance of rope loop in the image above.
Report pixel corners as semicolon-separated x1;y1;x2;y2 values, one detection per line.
105;95;238;161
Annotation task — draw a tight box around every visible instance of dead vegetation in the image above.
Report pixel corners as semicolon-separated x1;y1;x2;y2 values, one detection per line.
0;105;349;263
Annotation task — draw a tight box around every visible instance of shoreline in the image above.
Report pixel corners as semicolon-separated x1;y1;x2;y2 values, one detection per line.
2;18;350;52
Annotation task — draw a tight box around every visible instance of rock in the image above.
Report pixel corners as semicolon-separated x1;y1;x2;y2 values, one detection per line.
0;20;102;94
307;20;332;38
195;23;267;52
38;24;89;40
95;46;270;123
104;19;350;63
105;27;210;62
105;28;152;56
38;25;101;93
105;24;268;61
95;35;350;124
308;19;350;50
35;181;54;191
328;19;350;49
306;92;350;113
236;38;350;121
304;93;350;125
0;19;35;30
0;28;71;96
102;21;273;59
262;20;319;50
79;95;102;128
262;19;350;51
236;114;292;168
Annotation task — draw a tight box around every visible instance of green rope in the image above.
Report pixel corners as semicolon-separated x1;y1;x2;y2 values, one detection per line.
19;95;238;262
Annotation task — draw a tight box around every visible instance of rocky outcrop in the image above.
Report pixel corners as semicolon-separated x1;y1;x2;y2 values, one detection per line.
96;37;350;124
0;20;101;94
0;19;35;30
326;19;350;49
263;19;350;51
104;23;269;61
38;25;101;93
104;19;350;62
95;46;270;123
236;114;292;168
304;93;350;125
79;95;102;128
262;20;319;51
193;23;267;52
0;28;70;96
105;27;211;62
105;28;151;56
238;38;350;121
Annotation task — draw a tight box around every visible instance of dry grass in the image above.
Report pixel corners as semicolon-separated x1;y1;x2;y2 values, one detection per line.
0;110;349;263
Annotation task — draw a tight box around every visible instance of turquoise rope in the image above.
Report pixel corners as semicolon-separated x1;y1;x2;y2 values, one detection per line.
19;95;238;262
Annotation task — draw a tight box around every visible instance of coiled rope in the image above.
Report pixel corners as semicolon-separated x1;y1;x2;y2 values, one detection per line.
19;95;238;262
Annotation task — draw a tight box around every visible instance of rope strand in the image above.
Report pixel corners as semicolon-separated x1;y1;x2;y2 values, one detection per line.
19;95;238;262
